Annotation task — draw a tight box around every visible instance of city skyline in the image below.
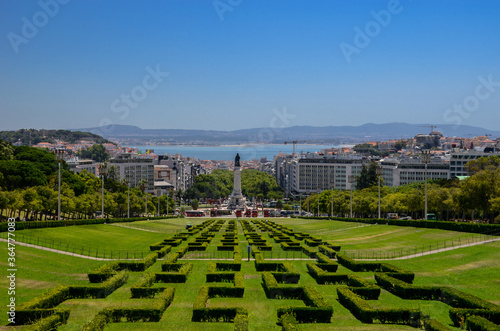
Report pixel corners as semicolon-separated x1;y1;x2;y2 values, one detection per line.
1;1;500;132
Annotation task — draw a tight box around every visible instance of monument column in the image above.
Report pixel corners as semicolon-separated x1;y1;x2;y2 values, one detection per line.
234;153;242;196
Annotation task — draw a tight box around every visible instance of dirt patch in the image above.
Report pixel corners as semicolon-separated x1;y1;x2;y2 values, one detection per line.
244;274;260;279
337;229;405;242
18;278;57;290
445;259;495;272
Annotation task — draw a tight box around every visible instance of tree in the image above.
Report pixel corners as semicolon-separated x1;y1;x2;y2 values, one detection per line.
356;162;378;190
0;139;14;160
78;144;110;162
465;155;500;175
191;199;199;210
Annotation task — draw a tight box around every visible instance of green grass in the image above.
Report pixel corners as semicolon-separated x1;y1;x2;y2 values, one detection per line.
272;218;490;251
0;245;102;306
1;217;499;330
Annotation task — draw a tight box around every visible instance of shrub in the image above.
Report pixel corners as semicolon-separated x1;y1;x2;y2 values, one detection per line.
18;286;70;310
374;273;441;300
318;245;337;258
441;287;499;310
69;271;128;299
449;308;500;327
156;263;193;283
466;315;500;331
423;318;453;331
23;309;70;330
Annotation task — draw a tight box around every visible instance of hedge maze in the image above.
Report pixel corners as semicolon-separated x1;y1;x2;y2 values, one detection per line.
12;218;500;330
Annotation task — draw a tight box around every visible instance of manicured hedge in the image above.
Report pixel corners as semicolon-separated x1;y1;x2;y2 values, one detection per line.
466;315;500;331
69;271;129;299
441;287;499;310
192;286;248;324
18;286;70;310
156;263;193;283
84;287;175;329
24;309;69;331
337;286;421;325
423;318;453;331
337;286;374;323
375;273;441;300
21;309;70;329
449;308;500;327
336;254;379;272
301;245;316;257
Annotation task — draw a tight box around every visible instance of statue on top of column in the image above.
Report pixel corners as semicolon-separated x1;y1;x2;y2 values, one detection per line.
235;153;240;167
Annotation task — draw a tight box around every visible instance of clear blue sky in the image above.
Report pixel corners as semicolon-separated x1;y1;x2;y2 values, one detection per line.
1;0;499;131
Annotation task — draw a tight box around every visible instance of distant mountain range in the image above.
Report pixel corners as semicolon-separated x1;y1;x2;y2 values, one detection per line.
73;123;500;145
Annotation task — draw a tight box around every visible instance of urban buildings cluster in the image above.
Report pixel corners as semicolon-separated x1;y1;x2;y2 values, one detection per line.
270;132;500;198
34;131;500;200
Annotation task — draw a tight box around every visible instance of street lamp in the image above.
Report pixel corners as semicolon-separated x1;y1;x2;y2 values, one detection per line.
54;149;64;221
348;175;356;218
377;165;383;219
157;188;162;217
422;151;431;220
127;181;130;219
317;187;320;217
330;181;334;217
100;164;107;220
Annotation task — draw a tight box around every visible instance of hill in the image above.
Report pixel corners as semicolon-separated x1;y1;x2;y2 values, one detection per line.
0;129;113;146
74;123;500;145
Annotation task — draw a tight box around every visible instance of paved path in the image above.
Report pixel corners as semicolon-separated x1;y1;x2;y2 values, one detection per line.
105;222;163;233
357;237;500;261
0;238;138;261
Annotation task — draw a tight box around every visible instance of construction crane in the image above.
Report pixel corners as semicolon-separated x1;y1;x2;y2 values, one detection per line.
419;125;438;133
284;140;308;155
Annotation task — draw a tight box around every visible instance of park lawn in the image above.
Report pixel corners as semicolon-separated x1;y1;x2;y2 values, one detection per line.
388;241;500;305
0;245;102;308
1;217;498;330
273;218;487;251
0;223;168;253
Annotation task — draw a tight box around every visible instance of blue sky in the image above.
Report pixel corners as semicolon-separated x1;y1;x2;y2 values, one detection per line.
1;0;499;132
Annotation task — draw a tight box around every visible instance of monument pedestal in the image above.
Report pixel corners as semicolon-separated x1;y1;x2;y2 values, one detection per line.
227;154;246;210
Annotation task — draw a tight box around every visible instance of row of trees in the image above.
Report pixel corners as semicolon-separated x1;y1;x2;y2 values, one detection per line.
184;169;283;201
301;156;500;223
0;140;284;220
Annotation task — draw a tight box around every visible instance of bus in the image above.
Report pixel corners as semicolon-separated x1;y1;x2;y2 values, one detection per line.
252;209;258;217
185;210;205;217
426;213;436;220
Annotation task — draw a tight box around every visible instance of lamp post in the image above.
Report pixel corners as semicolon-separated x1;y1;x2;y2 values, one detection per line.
157;188;161;217
54;149;64;221
317;187;320;217
422;151;431;220
377;165;383;219
127;181;130;219
100;163;107;220
330;181;334;217
348;175;355;218
299;194;302;216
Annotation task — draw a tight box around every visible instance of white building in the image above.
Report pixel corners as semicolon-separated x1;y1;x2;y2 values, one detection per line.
109;153;155;193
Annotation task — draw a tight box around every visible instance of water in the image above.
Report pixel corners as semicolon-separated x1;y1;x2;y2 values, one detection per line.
132;144;341;161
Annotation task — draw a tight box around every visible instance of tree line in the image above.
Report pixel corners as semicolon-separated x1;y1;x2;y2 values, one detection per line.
0;140;283;220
